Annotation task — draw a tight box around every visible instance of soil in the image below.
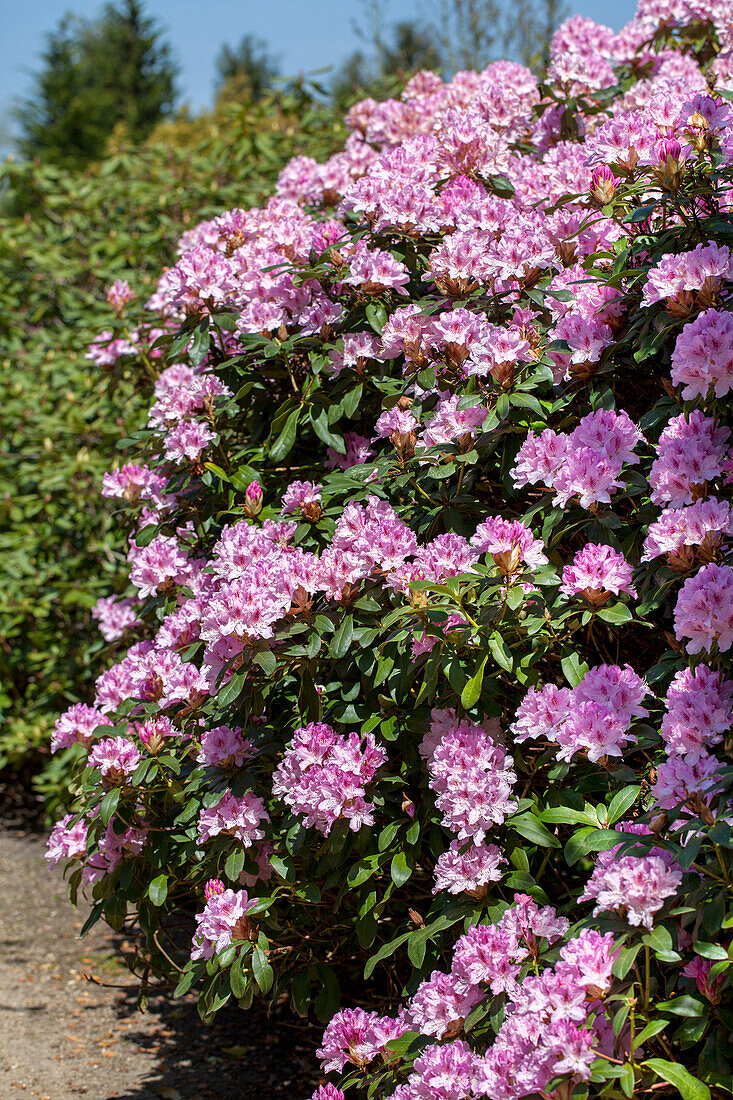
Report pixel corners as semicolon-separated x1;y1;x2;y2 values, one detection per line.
0;831;323;1100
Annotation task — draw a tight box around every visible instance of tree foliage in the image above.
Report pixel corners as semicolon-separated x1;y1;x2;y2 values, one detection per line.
214;34;281;102
14;0;179;168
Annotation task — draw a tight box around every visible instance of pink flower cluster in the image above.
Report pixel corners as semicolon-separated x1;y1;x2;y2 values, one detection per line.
580;850;682;929
51;703;105;752
511;664;649;762
319;895;622;1100
273;723;387;835
190;881;255;961
511;410;644;509
196;789;269;847
197;725;255;768
649;412;730;507
425;717;518;844
561;542;636;603
674;562;733;653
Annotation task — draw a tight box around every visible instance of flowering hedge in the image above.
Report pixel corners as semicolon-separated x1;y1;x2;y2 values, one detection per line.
0;84;344;795
48;2;733;1098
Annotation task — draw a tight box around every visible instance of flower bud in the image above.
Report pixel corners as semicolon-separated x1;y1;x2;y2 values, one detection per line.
655;137;683;189
243;480;263;518
204;878;225;900
656;136;681;164
106;279;135;315
590;165;618;205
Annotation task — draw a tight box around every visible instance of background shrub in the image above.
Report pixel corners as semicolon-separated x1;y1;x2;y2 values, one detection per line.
0;86;345;805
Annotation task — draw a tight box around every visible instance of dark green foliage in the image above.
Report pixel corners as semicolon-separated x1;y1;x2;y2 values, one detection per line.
14;0;178;168
215;34;281;101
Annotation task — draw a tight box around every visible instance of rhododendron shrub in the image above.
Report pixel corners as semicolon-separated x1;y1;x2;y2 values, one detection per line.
49;2;733;1097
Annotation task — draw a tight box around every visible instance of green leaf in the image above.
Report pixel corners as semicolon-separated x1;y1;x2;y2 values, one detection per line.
347;855;381;888
229;954;249;999
606;786;640;825
390;850;413;887
613;942;642;979
378;821;402;851
511;812;561;849
174;963;203;998
384;1031;420;1057
366;301;388;333
565;827;621;865
314;963;340;1023
311;408;345;451
487;631;513;672
330;614;354;659
620;1063;636;1098
634;1019;669;1046
692;941;728;961
461;655;488;709
656;995;706;1017
540;806;598;827
561;651;589;687
189;323;211;367
99;787;121;826
251;946;274;994
364;931;411;978
627;202;657;224
216;669;247;710
253;649;277;677
643;1060;711;1100
225;848;245;881
269;407;300;461
407;928;430;968
148;874;168;907
597;603;633;624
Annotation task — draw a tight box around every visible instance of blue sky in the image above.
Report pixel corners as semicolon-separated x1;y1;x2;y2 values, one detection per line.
2;0;640;146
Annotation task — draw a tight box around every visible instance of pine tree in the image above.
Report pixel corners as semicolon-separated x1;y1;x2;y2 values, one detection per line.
15;0;178;168
214;35;280;102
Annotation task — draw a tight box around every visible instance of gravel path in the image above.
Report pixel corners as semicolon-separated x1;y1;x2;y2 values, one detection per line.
0;832;321;1099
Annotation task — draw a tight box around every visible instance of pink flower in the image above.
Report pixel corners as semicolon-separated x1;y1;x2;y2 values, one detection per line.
374;407;419;440
197;725;255;768
317;1007;405;1073
433;840;505;896
46;814;88;867
197;790;269;847
428;721;518;843
642;498;733;565
671;307;733;399
674;563;733;653
163;419;216;463
470;516;547;574
642;241;733;309
561;543;636;604
682;957;723;1004
403;969;483;1038
190;888;255;961
580;853;683;929
106;279;135;312
661;664;733;761
88;737;141;782
273;723;387;835
51;703;106;752
280;480;323;517
92;596;140;642
649;411;730;506
244;480;263;516
510;665;647;763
